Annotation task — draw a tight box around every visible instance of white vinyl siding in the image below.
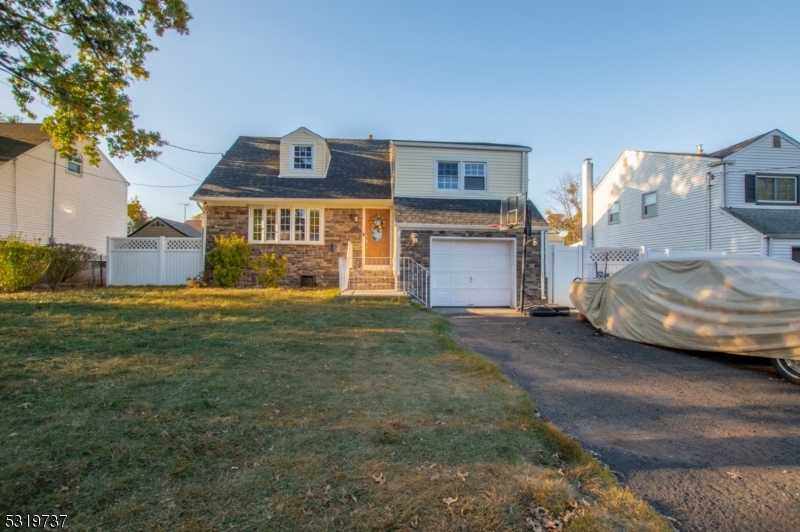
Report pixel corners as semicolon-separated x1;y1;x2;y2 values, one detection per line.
0;142;128;255
279;128;330;177
250;206;322;244
768;239;800;260
394;145;525;199
726;133;800;209
593;151;762;254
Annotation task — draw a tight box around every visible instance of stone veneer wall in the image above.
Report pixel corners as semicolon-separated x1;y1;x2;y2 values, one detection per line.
398;229;543;301
204;206;363;287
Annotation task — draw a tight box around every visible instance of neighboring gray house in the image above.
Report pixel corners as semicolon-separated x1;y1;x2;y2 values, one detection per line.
191;127;548;306
584;129;800;262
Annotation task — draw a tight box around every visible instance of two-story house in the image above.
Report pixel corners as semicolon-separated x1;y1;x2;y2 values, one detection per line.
191;127;548;307
584;129;800;262
0;123;129;255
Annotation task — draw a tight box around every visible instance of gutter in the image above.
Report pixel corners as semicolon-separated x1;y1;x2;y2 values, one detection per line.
391;140;532;152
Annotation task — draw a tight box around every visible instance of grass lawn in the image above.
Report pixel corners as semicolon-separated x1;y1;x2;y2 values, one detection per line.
0;288;669;531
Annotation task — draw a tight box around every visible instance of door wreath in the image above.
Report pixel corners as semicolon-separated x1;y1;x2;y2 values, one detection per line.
370;214;385;243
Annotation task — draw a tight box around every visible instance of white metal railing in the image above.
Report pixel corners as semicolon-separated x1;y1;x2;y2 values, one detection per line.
338;242;353;293
398;257;430;307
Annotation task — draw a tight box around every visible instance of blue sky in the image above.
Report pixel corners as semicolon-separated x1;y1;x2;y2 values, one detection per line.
3;0;800;221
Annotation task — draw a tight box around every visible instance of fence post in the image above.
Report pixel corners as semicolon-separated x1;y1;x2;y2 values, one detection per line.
106;237;111;286
159;236;166;286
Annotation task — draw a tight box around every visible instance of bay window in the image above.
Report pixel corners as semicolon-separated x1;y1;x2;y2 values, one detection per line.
250;206;322;243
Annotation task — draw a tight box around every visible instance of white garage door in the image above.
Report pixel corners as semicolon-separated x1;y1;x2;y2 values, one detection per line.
430;238;515;307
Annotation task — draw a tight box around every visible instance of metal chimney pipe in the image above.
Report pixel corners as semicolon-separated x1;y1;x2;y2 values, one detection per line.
581;158;594;247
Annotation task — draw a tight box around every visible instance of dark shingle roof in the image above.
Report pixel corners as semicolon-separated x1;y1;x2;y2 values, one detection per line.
192;137;391;200
129;217;202;238
394;197;547;226
0;123;50;159
707;131;773;159
725;208;800;236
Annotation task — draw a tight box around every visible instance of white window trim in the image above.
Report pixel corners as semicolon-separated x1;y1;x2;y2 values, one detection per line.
756;175;797;204
66;155;82;175
290;143;315;173
608;202;620;224
433;159;490;194
249;205;324;245
642;191;658;219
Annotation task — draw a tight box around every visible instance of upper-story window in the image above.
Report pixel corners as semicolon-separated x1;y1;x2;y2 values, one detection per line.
773;135;782;148
608;202;620;224
757;176;796;203
66;156;82;174
642;192;658;218
435;160;488;192
293;145;314;170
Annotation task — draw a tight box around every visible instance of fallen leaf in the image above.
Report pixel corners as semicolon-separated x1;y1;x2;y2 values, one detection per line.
20;402;32;409
727;471;745;480
372;473;386;485
410;514;419;528
442;496;458;507
301;508;312;516
160;430;169;438
457;471;469;482
430;473;440;481
9;433;18;437
275;503;284;511
231;466;239;470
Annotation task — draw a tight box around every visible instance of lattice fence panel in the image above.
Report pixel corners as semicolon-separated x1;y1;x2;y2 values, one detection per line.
589;248;640;263
113;239;158;250
167;239;202;251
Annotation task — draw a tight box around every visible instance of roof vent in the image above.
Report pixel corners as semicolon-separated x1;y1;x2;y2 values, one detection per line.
696;144;704;154
367;134;373;140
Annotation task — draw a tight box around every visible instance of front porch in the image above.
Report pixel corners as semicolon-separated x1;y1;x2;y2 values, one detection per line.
338;251;430;306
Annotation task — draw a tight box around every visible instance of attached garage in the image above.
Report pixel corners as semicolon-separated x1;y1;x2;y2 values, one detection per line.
430;237;516;307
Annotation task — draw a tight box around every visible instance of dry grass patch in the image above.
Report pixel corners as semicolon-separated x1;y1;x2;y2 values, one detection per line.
0;287;670;531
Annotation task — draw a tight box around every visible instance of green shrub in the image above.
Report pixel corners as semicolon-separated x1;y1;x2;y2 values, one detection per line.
206;233;250;288
250;253;288;288
0;236;52;292
46;243;97;290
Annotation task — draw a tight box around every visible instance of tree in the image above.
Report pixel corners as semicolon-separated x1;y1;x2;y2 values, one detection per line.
545;173;582;246
127;195;149;231
190;212;203;221
0;0;192;165
0;111;24;123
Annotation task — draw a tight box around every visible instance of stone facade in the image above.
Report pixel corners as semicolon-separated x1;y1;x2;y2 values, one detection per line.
398;229;543;301
205;205;363;287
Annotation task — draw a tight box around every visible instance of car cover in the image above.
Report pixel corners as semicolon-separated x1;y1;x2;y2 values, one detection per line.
569;257;800;360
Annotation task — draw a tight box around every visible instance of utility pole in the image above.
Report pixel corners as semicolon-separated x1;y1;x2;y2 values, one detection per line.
179;202;191;221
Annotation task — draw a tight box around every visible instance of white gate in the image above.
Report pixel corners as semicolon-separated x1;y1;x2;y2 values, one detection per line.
550;246;582;307
107;237;203;286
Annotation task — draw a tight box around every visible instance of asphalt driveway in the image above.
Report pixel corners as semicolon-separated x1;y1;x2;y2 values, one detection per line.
438;308;800;532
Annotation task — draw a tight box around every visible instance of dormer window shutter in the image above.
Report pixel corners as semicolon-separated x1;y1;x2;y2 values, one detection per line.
744;174;756;203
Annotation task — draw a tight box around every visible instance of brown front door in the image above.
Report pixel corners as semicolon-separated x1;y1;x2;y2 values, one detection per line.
364;209;391;266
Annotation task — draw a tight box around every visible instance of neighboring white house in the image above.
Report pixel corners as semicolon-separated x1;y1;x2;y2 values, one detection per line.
0;123;129;255
583;129;800;262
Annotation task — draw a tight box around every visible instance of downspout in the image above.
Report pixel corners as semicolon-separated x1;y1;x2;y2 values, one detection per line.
50;148;57;243
11;157;17;233
581;158;594;247
539;229;546;302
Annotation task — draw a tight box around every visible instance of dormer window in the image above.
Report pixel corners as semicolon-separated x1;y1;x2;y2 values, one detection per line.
293;145;314;170
435;160;488;192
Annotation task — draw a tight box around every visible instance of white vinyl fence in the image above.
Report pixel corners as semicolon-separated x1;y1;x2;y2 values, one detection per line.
107;237;203;286
548;245;756;306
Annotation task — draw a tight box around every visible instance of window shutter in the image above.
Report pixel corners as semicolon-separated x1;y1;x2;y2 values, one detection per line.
744;174;756;203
